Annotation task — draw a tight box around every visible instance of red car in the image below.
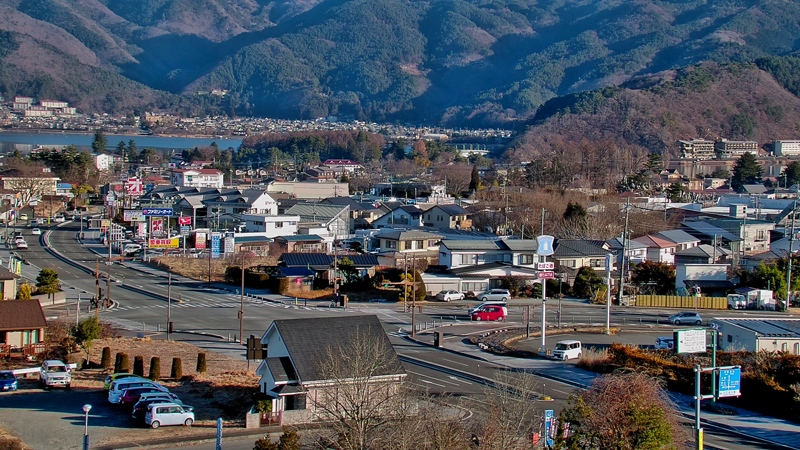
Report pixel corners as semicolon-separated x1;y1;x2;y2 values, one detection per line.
119;386;170;406
470;305;507;321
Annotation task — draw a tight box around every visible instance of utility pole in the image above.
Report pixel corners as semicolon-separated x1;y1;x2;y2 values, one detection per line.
541;208;546;235
787;187;798;303
167;272;172;341
240;252;245;344
95;259;99;320
617;197;630;305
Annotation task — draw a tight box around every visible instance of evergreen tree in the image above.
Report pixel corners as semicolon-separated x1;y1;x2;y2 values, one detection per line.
781;161;800;187
127;140;137;162
115;141;126;155
469;164;481;192
731;152;763;192
92;130;108;153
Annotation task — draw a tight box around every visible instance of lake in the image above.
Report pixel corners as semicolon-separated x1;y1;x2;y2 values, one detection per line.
0;131;243;153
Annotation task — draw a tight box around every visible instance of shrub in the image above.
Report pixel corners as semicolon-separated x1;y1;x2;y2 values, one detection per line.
196;353;207;373
149;357;161;381
119;353;130;373
253;436;277;450
113;353;123;373
100;347;112;371
171;357;183;380
133;355;144;377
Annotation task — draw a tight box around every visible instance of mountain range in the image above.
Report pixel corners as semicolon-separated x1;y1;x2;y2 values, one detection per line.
3;0;800;128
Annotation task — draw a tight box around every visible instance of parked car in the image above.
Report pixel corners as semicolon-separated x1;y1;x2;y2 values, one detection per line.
31;228;41;235
120;387;174;406
669;311;703;326
470;305;507;321
132;394;185;420
552;340;582;360
39;360;71;389
109;379;167;404
476;289;511;302
145;402;195;428
654;337;675;350
104;373;143;390
0;371;18;391
435;290;464;302
468;301;508;315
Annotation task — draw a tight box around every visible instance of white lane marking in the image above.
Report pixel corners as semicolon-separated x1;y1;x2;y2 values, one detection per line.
442;358;469;367
449;376;473;385
420;379;446;388
407;370;460;387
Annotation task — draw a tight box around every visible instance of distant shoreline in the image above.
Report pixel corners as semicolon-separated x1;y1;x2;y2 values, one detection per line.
0;129;235;140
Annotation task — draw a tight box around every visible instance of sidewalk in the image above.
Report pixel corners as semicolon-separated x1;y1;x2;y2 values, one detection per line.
411;324;800;449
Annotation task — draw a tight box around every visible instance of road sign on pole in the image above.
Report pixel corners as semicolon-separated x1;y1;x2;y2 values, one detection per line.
544;410;554;447
674;329;706;354
537;262;554;270
718;367;741;398
537;271;555;279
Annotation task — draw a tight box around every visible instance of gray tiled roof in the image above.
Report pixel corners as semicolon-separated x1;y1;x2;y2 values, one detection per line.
285;202;348;221
675;244;730;257
375;230;443;240
272;315;405;383
441;240;504;251
656;229;701;245
280;253;379;268
428;204;469;216
0;300;47;331
266;357;297;383
501;239;538;251
553;239;608;258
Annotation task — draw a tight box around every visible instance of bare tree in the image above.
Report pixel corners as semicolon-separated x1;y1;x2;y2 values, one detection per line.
1;160;57;206
468;371;542;450
312;327;407;450
432;163;472;197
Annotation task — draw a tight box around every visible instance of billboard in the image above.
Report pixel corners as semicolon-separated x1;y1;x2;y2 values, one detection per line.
195;232;207;249
178;217;192;226
123;210;144;222
211;232;221;258
126;178;143;196
151;218;164;235
224;232;235;254
149;238;180;248
143;208;173;216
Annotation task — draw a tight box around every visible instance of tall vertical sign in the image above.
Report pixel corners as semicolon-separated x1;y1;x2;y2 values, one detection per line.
544;410;554;447
536;235;555;349
211;232;221;258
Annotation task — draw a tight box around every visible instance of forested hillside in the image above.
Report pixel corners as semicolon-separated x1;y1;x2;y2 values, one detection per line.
4;0;800;127
508;61;800;163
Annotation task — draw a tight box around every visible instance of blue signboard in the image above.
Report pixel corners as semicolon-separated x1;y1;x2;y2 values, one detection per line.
537;235;555;256
211;233;221;258
544;410;554;446
143;208;173;216
216;417;223;450
718;367;741;398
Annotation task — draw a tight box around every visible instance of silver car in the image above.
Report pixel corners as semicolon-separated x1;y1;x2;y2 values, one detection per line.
669;311;702;325
476;289;511;302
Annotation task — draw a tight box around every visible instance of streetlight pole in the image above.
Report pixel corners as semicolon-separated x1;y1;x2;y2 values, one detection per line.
82;404;92;450
240;252;245;344
617;197;630;305
786;187;798;304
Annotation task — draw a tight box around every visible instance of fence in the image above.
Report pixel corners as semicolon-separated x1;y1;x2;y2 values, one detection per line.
635;295;726;309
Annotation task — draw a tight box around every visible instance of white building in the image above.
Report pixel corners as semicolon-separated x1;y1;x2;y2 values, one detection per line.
23;107;52;117
40;100;69;109
203;190;277;216
238;215;300;238
439;239;540;269
93;154;117;171
711;318;800;353
773;140;800;156
171;169;224;189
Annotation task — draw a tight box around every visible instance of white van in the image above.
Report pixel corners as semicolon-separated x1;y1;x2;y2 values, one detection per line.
108;378;167;404
552;340;582;360
145;402;195;428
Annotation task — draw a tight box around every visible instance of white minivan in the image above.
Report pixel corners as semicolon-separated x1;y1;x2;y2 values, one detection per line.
108;378;167;404
145;402;195;428
552;340;582;360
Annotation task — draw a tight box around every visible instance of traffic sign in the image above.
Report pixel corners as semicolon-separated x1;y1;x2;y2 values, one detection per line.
142;208;173;216
537;271;555;279
674;329;706;354
536;235;555;256
537;262;554;270
718;367;741;398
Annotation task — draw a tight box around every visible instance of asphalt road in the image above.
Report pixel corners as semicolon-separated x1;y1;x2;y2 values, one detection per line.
7;220;797;450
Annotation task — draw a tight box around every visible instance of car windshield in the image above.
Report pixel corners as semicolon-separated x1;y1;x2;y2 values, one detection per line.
554;343;569;350
0;373;14;380
47;366;67;372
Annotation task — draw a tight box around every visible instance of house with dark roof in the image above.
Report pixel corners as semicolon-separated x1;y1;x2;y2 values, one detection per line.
372;205;425;228
373;230;443;257
450;262;542;293
257;315;406;425
280;253;381;278
0;266;20;300
551;240;610;274
272;235;327;254
605;237;648;265
439;239;539;270
422;204;472;230
203;189;277;216
674;244;730;265
0;299;47;348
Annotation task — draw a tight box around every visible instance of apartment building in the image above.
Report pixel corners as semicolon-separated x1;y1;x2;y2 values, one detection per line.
679;139;715;160
773;140;800;156
715;139;758;158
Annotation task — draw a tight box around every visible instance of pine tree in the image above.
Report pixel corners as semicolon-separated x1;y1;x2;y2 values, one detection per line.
469;164;480;192
92;130;108;153
731;152;763;192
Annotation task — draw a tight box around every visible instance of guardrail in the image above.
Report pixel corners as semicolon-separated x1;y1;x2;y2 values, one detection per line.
13;363;76;376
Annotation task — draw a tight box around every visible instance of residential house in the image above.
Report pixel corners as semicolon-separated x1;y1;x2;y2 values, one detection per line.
279;253;381;279
422;204;472;230
93;153;117;172
272;235;328;254
0;300;47;347
551;240;610;273
321;197;381;231
372;205;425;228
171;169;224;189
675;264;733;297
303;166;338;182
450;262;542;293
0;267;19;300
267;181;348;199
322;159;364;173
257;315;406;425
237;215;300;239
204;190;278;216
655;230;701;252
605;237;648;265
703;217;775;255
632;235;678;265
373;230;442;259
680;220;743;262
674;245;731;265
284;203;350;242
439;239;539;270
